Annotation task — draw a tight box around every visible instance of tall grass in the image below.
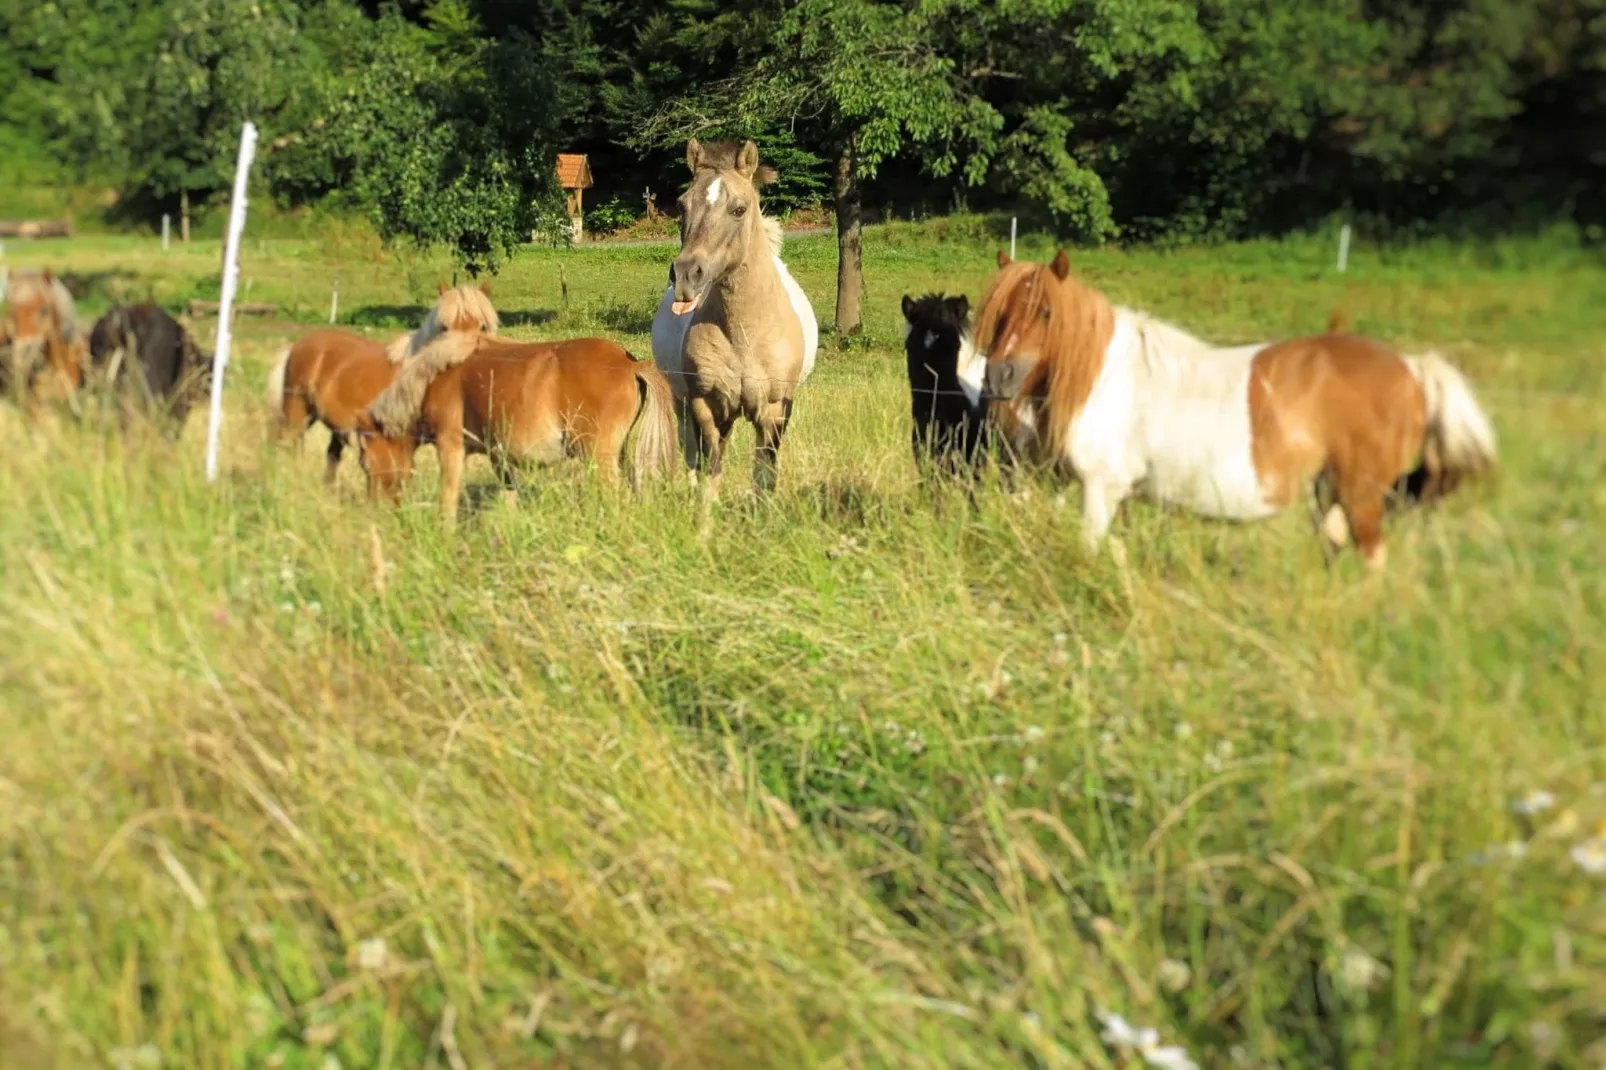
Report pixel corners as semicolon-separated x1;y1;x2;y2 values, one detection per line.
1;227;1603;1068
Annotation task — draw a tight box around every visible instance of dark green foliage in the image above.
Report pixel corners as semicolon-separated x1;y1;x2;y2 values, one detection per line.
2;0;1602;257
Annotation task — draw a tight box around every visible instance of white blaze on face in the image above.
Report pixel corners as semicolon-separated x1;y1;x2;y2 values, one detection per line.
923;330;938;349
706;177;723;206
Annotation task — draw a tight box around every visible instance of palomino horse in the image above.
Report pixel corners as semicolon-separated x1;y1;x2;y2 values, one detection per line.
0;269;86;408
977;250;1498;567
87;303;213;437
901;292;989;475
266;283;498;485
357;333;677;522
650;138;818;493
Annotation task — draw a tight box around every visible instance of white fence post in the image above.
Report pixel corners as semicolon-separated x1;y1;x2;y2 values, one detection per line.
329;273;340;324
162;214;171;252
1337;224;1352;274
204;121;259;483
1010;217;1017;260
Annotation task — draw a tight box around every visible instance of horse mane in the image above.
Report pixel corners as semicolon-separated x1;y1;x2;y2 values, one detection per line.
761;215;783;258
386;285;500;365
7;271;81;343
367;330;483;432
974;259;1114;456
902;293;970;339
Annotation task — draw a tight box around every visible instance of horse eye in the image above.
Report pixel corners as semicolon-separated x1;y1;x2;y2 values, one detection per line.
1040;307;1051;322
731;202;748;217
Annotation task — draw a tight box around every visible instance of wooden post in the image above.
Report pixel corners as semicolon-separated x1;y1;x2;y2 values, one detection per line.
180;189;191;244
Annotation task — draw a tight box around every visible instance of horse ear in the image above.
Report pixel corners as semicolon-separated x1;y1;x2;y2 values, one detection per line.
954;295;970;320
685;138;703;173
1050;249;1071;280
735;140;759;179
437;282;448;295
901;295;914;321
996;250;1010;268
479;281;492;298
42;268;53;283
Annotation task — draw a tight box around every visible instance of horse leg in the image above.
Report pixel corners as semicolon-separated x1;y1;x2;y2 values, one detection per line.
677;395;702;485
437;432;467;530
752;398;792;494
324;431;346;488
1335;465;1389;570
1080;476;1127;553
690;396;731;501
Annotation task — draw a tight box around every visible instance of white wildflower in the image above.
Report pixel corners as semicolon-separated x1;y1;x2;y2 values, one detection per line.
1156;958;1192;993
1096;1010;1199;1070
1337;945;1390;993
1023;756;1039;775
1468;840;1529;865
1512;790;1556;816
1174;722;1193;741
1023;725;1046;745
1571;837;1606;876
356;936;388;972
991;773;1010;789
904;731;926;756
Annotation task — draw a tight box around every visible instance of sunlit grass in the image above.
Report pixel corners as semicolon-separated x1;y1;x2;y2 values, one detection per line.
1;225;1603;1068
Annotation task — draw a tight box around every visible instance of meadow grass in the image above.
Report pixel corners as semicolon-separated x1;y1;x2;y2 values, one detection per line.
1;222;1604;1069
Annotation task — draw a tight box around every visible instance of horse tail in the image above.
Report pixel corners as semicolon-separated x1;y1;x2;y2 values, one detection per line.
1328;307;1351;334
628;361;677;491
1408;351;1497;501
367;330;480;432
266;345;291;416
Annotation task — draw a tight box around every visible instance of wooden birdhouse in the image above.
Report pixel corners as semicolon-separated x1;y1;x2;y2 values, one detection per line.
556;153;594;242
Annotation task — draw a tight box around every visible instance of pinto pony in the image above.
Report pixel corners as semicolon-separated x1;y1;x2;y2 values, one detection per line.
977;250;1497;566
266;283;498;485
900;292;989;475
1;269;86;408
357;333;677;522
650;138;818;494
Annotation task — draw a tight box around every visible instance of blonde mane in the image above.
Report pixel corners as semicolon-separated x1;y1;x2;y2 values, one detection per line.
385;284;499;364
4;271;81;344
367;330;484;432
974;256;1114;458
761;215;783;258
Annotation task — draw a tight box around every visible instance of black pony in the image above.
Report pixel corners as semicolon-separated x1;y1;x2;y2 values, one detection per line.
901;292;988;475
87;303;212;435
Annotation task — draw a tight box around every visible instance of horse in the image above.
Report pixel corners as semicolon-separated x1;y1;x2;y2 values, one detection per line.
266;282;498;486
0;269;87;409
976;249;1498;567
86;303;213;436
901;292;989;475
356;332;677;522
649;138;818;494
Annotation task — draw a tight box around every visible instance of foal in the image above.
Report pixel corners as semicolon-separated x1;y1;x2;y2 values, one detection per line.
267;282;498;485
901;293;988;475
977;250;1498;566
87;303;212;436
357;333;677;522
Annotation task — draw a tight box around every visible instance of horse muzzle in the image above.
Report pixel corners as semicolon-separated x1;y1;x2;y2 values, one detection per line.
985;357;1033;401
669;254;713;316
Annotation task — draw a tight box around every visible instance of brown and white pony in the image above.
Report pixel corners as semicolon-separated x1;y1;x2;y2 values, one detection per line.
977;250;1498;567
649;138;818;494
1;269;87;408
266;283;498;485
356;333;677;522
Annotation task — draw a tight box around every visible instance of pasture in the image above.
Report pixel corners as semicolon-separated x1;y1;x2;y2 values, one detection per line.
2;221;1604;1068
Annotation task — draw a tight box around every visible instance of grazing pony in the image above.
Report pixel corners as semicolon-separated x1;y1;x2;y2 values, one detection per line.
0;269;86;407
649;138;818;494
357;333;677;522
977;250;1497;567
266;283;498;485
87;303;213;436
901;292;989;474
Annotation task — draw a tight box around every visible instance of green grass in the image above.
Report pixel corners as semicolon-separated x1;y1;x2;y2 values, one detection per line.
2;222;1604;1069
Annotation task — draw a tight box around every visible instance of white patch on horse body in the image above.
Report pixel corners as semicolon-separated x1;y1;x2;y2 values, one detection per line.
954;332;984;409
650;252;818;393
1320;504;1352;546
774;254;818;383
1051;311;1275;545
706;178;723;205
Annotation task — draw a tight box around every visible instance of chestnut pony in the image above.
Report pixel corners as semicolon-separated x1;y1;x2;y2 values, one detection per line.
977;250;1497;567
356;333;677;522
266;282;498;485
1;269;86;409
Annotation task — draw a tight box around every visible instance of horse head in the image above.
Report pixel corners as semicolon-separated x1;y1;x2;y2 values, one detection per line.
669;138;778;315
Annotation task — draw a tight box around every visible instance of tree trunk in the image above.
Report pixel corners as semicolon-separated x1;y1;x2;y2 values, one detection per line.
180;189;191;244
832;140;862;336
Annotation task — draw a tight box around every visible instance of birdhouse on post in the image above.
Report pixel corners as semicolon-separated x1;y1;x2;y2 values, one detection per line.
556;153;594;244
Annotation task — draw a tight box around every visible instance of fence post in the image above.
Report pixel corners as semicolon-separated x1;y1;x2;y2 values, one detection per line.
162;214;170;252
1337;224;1352;274
1010;217;1018;260
329;273;340;324
204;121;259;483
